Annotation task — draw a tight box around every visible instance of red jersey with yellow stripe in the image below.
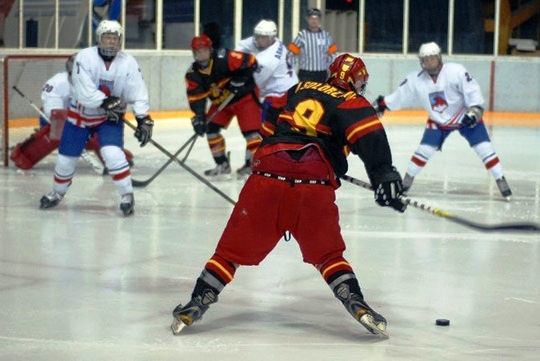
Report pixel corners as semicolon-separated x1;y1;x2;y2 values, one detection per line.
257;81;395;186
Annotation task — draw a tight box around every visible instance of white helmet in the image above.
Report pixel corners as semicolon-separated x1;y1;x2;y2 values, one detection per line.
418;42;441;58
254;20;277;37
418;42;442;75
96;20;123;58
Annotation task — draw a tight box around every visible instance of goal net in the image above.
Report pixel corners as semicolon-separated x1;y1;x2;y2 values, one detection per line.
1;55;70;166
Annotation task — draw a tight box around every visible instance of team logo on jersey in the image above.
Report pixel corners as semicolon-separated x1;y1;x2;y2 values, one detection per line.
99;80;115;95
429;91;448;113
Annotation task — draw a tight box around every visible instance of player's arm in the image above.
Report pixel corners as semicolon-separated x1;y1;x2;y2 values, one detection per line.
227;50;258;86
338;99;406;212
380;73;417;113
458;66;484;127
41;81;65;118
122;58;150;117
185;70;208;116
71;56;109;108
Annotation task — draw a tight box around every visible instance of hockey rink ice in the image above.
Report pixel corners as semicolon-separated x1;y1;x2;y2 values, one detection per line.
0;119;539;360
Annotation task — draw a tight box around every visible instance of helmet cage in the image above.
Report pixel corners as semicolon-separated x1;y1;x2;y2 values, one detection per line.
418;42;443;74
96;20;123;58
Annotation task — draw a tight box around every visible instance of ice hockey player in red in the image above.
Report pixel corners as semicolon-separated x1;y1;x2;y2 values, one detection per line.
186;34;262;178
39;20;153;216
171;54;406;338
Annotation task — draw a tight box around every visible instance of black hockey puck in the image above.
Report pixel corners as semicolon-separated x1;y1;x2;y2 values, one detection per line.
435;319;450;326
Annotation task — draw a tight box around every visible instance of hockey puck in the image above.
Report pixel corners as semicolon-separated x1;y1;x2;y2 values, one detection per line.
435;319;450;326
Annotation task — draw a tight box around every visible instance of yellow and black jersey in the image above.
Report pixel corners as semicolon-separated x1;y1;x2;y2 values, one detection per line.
185;48;258;116
260;81;395;183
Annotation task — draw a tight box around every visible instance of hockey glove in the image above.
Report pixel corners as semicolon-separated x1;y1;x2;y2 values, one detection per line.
191;114;208;136
374;170;407;213
134;115;154;147
461;106;482;128
101;96;122;123
372;95;387;118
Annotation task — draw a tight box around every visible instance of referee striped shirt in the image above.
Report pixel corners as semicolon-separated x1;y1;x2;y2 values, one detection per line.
288;28;338;71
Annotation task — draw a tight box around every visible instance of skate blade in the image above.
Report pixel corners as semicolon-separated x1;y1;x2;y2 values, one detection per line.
359;314;389;338
171;317;187;335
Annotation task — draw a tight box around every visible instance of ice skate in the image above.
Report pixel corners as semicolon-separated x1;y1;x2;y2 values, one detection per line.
171;289;218;335
236;160;252;179
402;173;414;194
120;192;134;216
496;176;512;201
39;191;64;209
334;283;388;338
204;162;231;178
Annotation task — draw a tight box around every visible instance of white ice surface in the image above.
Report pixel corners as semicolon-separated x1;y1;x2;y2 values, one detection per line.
1;120;539;360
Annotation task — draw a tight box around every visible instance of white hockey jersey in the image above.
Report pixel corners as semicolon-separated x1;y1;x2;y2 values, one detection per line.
41;71;71;118
69;46;150;127
236;37;298;98
384;63;484;128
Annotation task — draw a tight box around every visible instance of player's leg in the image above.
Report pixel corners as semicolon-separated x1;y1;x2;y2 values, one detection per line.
171;176;284;334
97;121;135;215
235;95;263;178
293;185;388;337
236;131;261;177
40;122;89;208
460;123;512;200
203;104;234;177
403;126;450;193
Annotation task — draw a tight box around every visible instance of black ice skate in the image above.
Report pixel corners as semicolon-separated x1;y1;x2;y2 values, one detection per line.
402;173;414;194
334;283;389;338
236;160;252;179
204;162;231;177
171;289;218;335
39;191;64;209
120;192;134;216
496;176;512;201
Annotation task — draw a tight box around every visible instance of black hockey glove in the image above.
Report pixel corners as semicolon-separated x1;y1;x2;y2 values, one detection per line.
461;106;482;128
101;96;122;123
191;114;207;136
372;95;387;118
374;170;407;213
134;115;154;147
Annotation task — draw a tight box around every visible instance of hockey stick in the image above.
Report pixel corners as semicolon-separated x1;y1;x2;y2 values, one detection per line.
124;120;236;206
12;86;105;175
131;92;235;188
131;133;197;187
341;174;540;233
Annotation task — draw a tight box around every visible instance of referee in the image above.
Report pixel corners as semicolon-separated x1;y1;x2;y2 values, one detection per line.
288;8;338;82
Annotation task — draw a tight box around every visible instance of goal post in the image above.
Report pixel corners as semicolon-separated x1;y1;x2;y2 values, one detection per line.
1;54;71;166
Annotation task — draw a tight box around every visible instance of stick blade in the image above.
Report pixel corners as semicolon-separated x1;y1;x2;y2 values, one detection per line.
449;215;540;233
131;179;149;187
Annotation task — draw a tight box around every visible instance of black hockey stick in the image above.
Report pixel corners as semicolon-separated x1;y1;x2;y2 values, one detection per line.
131;133;197;187
12;86;105;174
131;92;235;188
341;174;540;232
124;120;236;206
